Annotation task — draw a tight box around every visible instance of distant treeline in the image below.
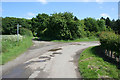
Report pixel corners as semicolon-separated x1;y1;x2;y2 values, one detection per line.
2;12;120;40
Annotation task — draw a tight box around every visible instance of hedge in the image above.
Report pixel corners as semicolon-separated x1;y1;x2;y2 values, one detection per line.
20;28;33;37
99;31;120;63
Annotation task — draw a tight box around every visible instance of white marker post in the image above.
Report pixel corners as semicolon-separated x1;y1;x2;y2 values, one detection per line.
17;24;21;42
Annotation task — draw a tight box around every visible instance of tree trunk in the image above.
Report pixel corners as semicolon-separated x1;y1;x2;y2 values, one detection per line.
109;51;110;57
119;55;120;69
111;51;113;58
119;55;120;62
107;50;109;56
104;49;106;55
115;53;117;60
105;49;107;55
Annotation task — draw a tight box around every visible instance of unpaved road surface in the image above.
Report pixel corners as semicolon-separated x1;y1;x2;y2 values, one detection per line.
1;40;100;78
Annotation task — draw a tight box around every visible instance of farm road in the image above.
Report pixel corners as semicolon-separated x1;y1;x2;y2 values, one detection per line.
1;40;100;78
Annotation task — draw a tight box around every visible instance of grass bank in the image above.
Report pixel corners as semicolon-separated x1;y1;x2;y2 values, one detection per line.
0;36;33;65
78;46;120;78
52;37;99;42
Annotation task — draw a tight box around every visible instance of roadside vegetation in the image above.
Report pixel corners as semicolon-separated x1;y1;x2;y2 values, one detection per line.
52;37;99;42
1;12;120;78
1;28;33;65
79;31;120;78
99;31;120;63
2;12;120;41
78;46;120;78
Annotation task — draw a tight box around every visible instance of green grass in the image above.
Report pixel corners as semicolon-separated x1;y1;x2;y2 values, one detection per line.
0;37;33;65
52;37;99;42
78;46;120;78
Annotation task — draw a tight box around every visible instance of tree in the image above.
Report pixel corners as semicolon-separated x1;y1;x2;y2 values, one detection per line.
115;19;120;34
31;13;50;37
105;17;111;27
2;17;32;35
97;19;106;31
100;17;105;20
84;18;99;32
110;19;116;31
44;12;82;40
74;16;79;21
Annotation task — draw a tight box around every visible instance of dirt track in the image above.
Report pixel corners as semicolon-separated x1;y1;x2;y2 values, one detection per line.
1;40;100;78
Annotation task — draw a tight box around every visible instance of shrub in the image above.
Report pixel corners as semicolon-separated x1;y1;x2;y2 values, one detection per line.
99;31;119;56
20;28;33;37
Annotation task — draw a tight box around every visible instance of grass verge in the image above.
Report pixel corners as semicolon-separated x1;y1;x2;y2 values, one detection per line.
52;37;99;42
0;37;33;65
78;46;120;78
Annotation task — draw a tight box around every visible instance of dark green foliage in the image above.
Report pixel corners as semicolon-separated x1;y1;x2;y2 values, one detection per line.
115;19;120;34
74;16;79;21
2;17;32;35
99;31;119;56
31;13;49;37
2;12;120;40
105;17;111;27
32;12;87;40
97;19;106;31
100;17;120;34
84;18;99;32
20;28;33;37
32;12;109;40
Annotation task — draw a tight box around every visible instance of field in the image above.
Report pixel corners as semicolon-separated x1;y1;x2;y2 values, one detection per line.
0;35;33;65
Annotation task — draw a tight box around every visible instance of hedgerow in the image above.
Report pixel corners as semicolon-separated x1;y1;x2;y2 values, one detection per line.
99;31;120;63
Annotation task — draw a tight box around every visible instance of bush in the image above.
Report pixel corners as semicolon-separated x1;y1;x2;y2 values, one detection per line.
99;31;119;56
20;28;33;37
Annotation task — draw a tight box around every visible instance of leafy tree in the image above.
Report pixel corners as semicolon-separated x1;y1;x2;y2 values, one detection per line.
100;17;105;20
115;19;120;34
77;20;86;38
97;19;106;31
110;19;116;30
84;18;99;32
44;12;82;40
2;17;32;35
74;16;79;21
105;17;111;27
2;12;111;40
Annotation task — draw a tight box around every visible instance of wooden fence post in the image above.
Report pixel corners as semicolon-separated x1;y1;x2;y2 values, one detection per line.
111;51;113;58
107;50;109;56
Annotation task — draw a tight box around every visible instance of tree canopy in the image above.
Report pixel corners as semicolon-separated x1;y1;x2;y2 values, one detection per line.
2;12;120;40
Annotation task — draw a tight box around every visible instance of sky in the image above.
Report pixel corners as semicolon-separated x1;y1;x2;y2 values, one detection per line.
1;0;119;20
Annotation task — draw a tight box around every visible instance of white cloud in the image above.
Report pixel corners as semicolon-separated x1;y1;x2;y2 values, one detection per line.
26;17;32;19
37;0;47;4
100;13;110;18
2;0;47;4
26;12;36;19
96;0;103;4
27;12;36;16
